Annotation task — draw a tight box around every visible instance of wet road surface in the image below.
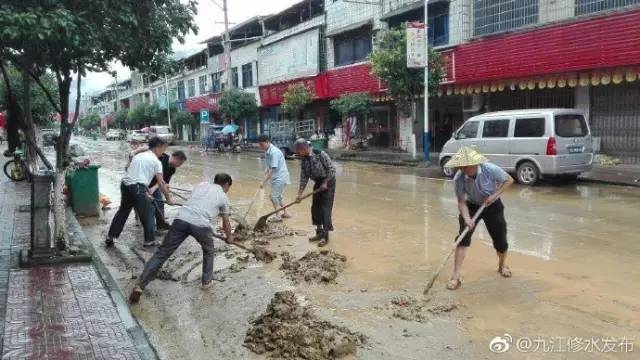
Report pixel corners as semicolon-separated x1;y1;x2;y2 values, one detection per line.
75;137;639;359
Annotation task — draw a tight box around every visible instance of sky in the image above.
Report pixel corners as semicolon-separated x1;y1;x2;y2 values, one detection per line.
73;0;300;104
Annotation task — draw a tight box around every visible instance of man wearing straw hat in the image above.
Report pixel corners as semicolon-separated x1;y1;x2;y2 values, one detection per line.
444;146;514;290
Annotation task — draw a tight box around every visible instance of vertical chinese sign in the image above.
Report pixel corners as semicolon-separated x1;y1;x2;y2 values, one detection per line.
406;22;427;69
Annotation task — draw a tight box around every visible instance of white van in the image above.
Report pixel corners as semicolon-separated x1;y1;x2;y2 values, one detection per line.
439;109;594;185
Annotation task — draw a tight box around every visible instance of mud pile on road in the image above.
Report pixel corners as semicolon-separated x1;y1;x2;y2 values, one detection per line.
231;221;297;244
280;250;347;284
382;295;459;323
245;291;365;359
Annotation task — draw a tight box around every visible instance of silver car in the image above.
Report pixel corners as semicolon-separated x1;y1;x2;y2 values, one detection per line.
149;125;175;145
439;109;594;185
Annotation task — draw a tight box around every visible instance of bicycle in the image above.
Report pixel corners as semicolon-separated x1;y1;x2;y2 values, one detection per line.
3;139;30;182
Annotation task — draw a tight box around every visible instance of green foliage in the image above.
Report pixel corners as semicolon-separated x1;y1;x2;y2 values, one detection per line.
78;113;100;130
0;64;58;126
127;103;162;128
0;0;198;166
173;111;197;127
281;84;313;119
370;25;443;111
330;92;373;118
218;88;258;122
113;109;129;129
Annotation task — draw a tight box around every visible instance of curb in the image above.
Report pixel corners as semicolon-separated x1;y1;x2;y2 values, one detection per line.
577;177;640;188
66;209;159;360
334;156;427;168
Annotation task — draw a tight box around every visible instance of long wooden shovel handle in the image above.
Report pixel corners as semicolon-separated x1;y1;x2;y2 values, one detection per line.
242;188;262;220
424;204;486;295
262;188;323;218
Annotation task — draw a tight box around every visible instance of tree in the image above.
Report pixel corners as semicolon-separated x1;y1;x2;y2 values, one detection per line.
281;83;313;120
112;109;129;130
0;0;197;248
218;88;258;123
370;25;443;112
127;103;161;128
330;92;373;119
78;113;100;130
0;64;58;127
173;111;198;128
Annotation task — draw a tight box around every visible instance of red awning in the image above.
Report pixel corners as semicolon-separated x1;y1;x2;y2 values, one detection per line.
259;63;386;106
185;93;221;113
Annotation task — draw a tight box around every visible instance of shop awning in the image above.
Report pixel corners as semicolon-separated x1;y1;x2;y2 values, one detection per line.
437;67;640;97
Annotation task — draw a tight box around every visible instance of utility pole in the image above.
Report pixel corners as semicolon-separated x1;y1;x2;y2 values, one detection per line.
164;74;172;129
222;0;232;89
111;71;119;112
423;0;430;162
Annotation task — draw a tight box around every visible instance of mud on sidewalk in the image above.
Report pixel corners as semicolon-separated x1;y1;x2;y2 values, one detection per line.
245;291;366;359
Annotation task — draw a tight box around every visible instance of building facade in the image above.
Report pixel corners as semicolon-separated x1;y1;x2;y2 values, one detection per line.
87;0;640;162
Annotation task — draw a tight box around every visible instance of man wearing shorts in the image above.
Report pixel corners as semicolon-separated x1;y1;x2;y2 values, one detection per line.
259;135;291;221
443;146;514;290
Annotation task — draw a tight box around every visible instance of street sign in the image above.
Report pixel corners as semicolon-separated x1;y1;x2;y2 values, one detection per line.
407;22;427;68
200;109;209;124
158;93;168;110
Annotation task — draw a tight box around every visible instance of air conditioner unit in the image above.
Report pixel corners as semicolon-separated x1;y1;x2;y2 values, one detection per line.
463;94;482;113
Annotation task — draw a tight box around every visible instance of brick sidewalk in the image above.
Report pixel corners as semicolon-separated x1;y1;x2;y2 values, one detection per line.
0;174;143;359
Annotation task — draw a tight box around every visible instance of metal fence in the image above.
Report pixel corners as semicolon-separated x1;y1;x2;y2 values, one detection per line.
590;83;640;164
576;0;640;16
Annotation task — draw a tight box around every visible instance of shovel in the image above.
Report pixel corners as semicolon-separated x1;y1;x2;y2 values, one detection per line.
211;233;276;263
423;204;486;295
242;188;262;221
253;189;322;231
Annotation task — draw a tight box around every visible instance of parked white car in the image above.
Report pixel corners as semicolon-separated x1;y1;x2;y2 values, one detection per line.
129;130;149;143
106;129;123;141
149;125;175;144
439;109;594;185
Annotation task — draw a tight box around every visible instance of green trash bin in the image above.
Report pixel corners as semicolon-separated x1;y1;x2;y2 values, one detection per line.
310;139;327;151
66;165;101;217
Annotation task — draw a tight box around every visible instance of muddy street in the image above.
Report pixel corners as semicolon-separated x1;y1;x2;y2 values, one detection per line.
75;137;639;360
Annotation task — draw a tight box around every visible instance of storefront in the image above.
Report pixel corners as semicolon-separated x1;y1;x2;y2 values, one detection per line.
591;82;640;164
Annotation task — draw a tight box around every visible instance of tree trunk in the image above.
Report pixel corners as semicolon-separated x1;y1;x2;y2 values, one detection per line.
53;72;82;250
21;72;38;169
53;75;73;250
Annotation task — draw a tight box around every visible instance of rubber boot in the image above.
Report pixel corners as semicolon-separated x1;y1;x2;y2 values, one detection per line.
309;227;323;242
318;232;330;247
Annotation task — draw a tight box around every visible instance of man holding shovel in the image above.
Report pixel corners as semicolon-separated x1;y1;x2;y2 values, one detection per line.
107;137;174;248
148;151;187;230
129;173;234;304
444;147;514;290
258;135;291;221
295;138;336;247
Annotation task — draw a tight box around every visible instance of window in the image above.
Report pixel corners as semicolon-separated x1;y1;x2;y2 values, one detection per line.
457;121;479;139
211;72;222;93
199;75;207;94
482;119;510;138
334;27;373;67
555;115;588;137
575;0;640;16
169;87;178;101
428;3;449;46
515;118;545;137
187;79;195;98
177;80;185;100
231;67;238;88
242;63;253;88
473;0;538;36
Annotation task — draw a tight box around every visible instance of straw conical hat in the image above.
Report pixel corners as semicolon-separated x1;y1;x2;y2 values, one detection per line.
444;147;488;168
